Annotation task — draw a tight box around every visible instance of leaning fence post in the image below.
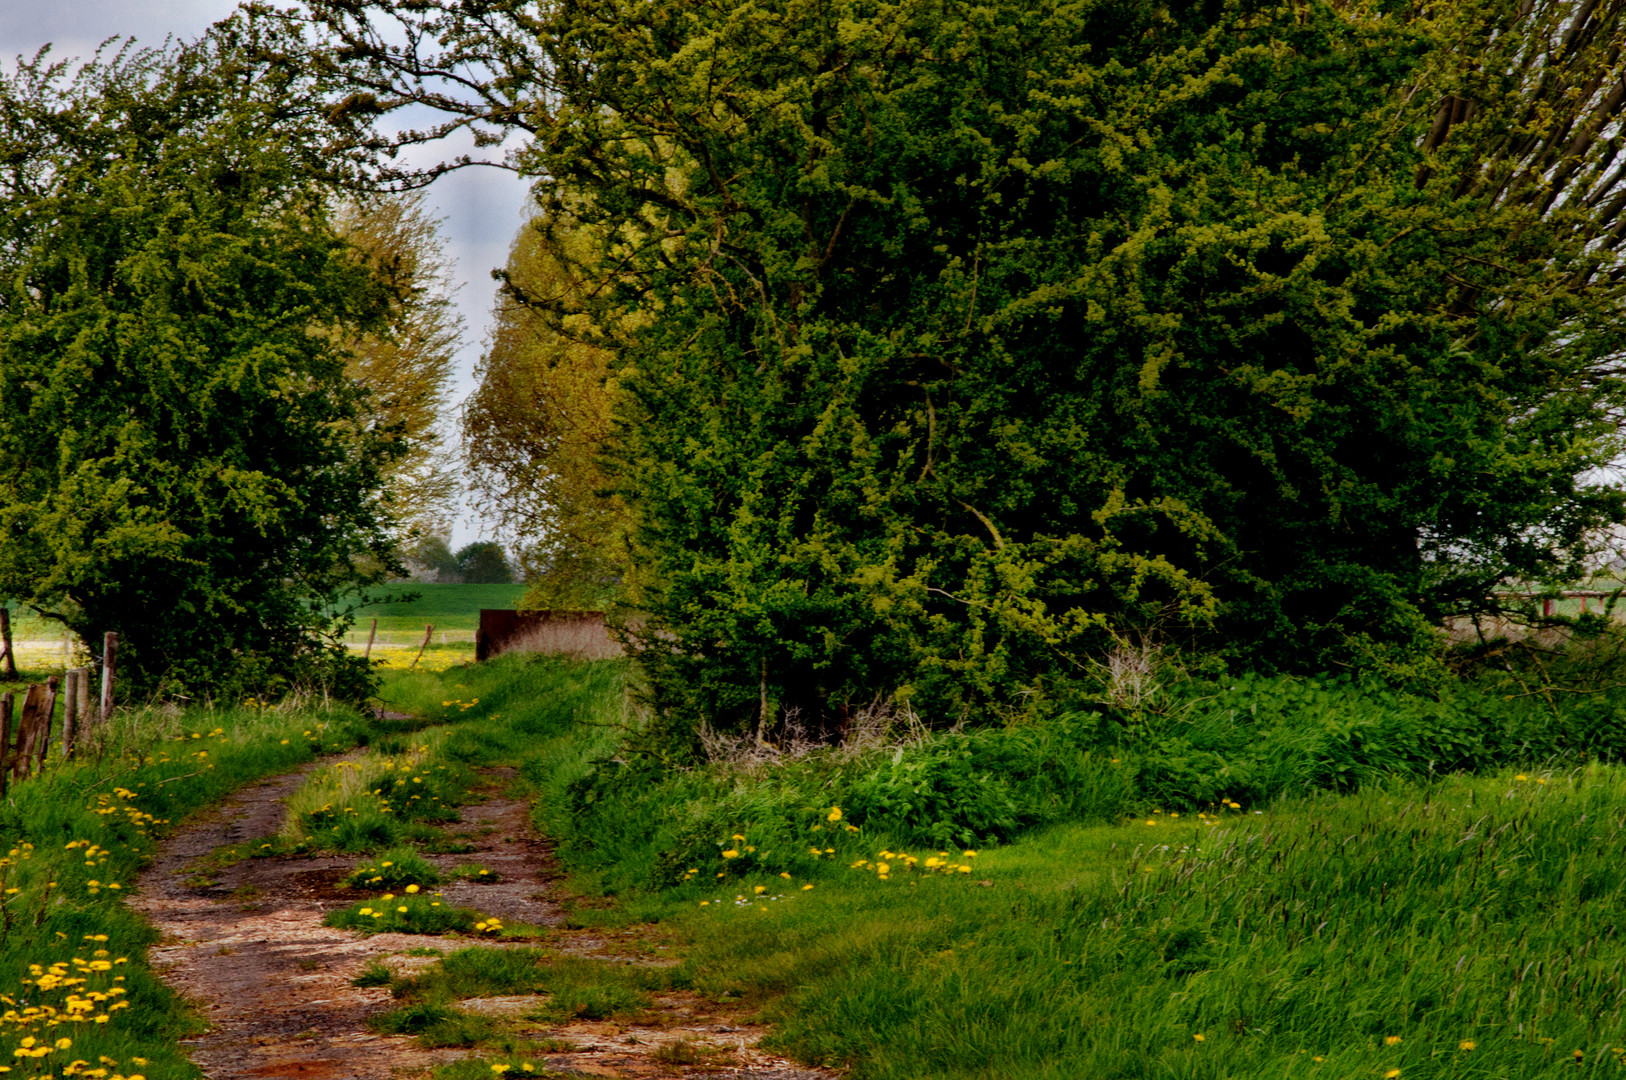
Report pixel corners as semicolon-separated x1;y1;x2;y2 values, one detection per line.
99;632;118;724
363;618;378;659
409;624;435;670
37;676;56;773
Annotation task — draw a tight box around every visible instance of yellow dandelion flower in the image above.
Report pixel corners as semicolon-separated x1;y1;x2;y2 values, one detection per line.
1459;1041;1475;1051
1192;1034;1204;1042
802;883;814;891
1384;1036;1401;1046
753;886;766;894
827;807;843;822
722;849;739;859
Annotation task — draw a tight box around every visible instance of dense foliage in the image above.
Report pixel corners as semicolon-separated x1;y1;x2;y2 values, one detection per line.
306;0;1626;736
0;24;407;698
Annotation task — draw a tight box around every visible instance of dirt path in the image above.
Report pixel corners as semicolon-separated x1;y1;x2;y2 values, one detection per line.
130;759;833;1080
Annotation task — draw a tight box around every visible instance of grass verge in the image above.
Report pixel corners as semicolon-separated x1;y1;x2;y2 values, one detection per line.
385;655;1626;1080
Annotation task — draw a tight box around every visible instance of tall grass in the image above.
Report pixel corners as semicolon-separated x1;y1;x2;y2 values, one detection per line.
674;769;1626;1078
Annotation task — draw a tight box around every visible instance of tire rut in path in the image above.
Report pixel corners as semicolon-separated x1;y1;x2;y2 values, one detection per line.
131;759;834;1080
129;760;469;1080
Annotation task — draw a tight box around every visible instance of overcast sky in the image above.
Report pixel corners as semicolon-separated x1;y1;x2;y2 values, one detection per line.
0;1;533;547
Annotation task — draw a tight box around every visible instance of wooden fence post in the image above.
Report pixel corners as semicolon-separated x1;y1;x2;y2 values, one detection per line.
409;624;435;669
100;632;118;724
0;607;14;680
0;690;12;798
61;668;79;758
36;675;56;774
75;668;90;735
363;618;378;659
13;679;55;781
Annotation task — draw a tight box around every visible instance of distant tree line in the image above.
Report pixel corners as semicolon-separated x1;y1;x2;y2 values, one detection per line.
404;538;514;585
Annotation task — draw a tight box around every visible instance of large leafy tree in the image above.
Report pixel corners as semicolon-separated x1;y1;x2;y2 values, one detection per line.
305;0;1626;731
0;23;407;697
466;211;631;609
335;193;463;542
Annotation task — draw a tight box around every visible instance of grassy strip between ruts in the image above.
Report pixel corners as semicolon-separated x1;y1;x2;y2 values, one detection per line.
0;700;432;1080
376;656;1626;1080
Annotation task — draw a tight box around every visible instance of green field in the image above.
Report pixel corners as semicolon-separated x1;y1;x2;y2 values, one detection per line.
339;584;530;653
345;583;528;633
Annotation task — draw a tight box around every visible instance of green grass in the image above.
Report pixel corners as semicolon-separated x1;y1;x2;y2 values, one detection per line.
648;770;1626;1077
279;734;472;851
386;945;680;1020
325;892;488;935
18;651;1606;1080
343;583;529;634
383;656;1626;1079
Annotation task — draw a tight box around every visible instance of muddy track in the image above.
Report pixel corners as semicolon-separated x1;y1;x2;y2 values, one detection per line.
130;758;833;1080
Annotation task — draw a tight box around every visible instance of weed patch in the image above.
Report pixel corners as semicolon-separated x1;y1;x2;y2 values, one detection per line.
344;847;442;890
352;961;393;987
325;892;487;935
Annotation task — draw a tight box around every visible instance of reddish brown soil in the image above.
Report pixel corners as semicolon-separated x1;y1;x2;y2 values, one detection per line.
130;760;834;1080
